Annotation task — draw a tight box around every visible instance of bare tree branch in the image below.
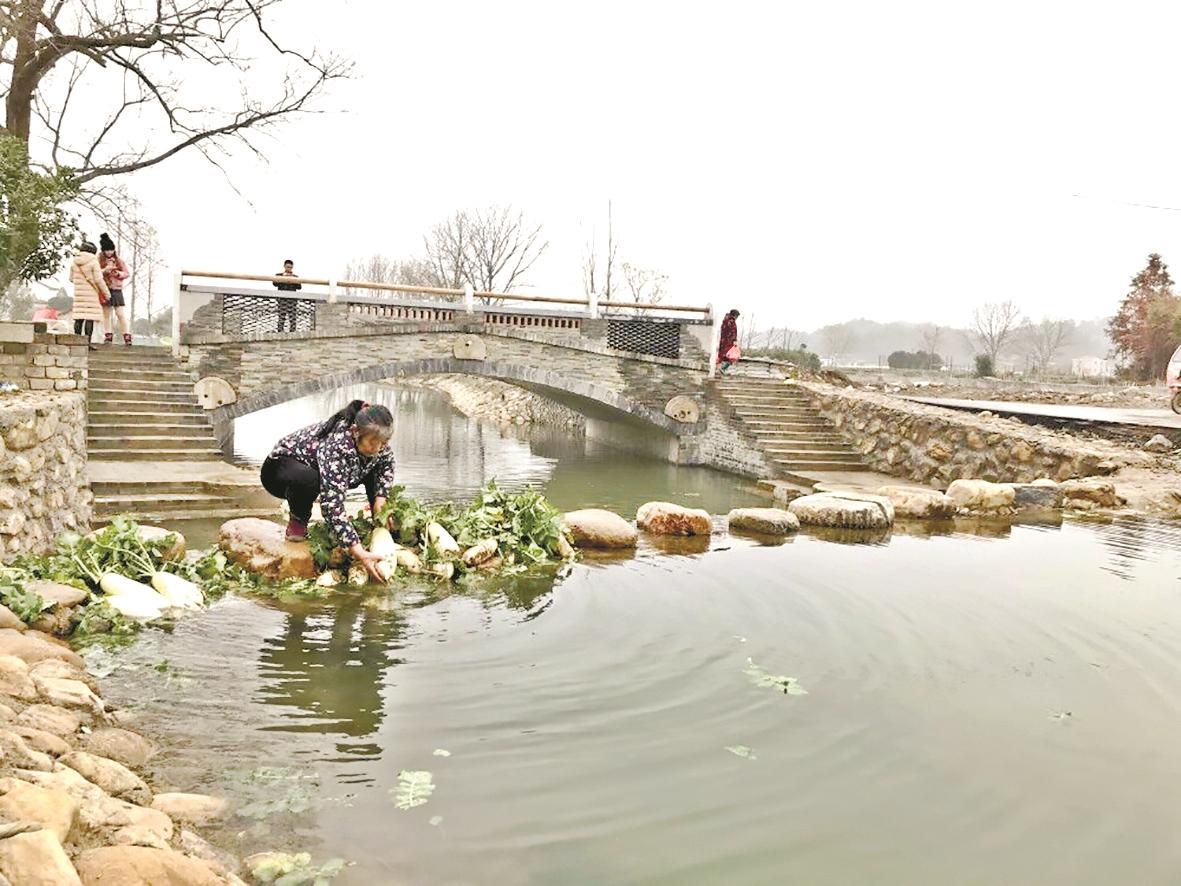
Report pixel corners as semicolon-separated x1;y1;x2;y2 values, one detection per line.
971;301;1024;364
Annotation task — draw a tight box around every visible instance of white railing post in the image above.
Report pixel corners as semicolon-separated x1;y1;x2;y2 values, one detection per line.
328;279;338;304
707;303;719;379
463;282;474;314
587;289;599;320
171;268;183;357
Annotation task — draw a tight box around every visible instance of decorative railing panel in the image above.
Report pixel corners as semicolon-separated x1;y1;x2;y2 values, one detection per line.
222;293;316;335
607;319;681;359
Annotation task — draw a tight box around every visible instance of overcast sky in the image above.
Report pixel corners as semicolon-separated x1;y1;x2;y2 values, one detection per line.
83;0;1181;331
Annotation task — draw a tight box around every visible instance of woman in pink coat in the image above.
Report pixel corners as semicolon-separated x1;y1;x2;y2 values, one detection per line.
98;233;132;345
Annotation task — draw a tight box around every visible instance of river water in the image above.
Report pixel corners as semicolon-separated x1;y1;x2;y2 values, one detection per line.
91;385;1181;885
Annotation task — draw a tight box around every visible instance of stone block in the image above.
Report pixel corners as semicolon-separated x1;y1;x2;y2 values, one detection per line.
0;322;34;344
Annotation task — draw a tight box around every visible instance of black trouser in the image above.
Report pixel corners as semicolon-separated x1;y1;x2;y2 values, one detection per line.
261;455;380;524
74;319;94;337
277;299;297;332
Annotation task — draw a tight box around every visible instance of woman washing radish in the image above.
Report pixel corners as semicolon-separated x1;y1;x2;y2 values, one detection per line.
261;399;396;583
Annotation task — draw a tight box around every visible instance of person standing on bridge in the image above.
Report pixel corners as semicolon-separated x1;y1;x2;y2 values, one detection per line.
273;259;301;333
718;308;741;373
261;399;397;583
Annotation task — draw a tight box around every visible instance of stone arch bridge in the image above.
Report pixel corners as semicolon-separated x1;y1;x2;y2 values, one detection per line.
174;279;767;474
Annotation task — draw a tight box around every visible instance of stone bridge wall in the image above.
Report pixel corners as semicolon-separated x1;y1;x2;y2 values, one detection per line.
802;382;1150;486
0;324;88;393
179;319;710;433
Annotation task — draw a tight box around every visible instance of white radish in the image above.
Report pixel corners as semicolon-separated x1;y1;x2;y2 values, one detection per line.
347;564;368;586
150;573;204;610
461;538;498;567
99;574;167;621
394;548;422;573
427;562;455;581
376;558;398;583
425;522;459;555
316;570;343;587
369;528;398;558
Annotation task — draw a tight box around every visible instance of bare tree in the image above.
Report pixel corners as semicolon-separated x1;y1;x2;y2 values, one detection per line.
422;206;547;302
342;253;444;296
620;261;667;315
423;210;476;291
821;324;856;364
466;206;547;295
920;325;943;369
582;200;618;301
971;301;1023;364
2;1;348;185
1021;318;1073;375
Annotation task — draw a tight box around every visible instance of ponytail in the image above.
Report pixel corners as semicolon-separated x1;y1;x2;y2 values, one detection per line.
316;399;393;441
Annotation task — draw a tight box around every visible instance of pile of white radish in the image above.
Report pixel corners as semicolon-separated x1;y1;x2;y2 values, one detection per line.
99;571;204;622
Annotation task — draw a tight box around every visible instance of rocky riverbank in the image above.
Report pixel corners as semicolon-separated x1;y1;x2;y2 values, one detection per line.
390;375;586;432
0;624;245;885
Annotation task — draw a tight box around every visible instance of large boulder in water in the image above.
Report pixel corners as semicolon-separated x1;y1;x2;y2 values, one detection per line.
727;508;799;535
1060;477;1123;509
74;845;224;886
561;510;637;549
876;486;957;519
946;479;1015;511
218;518;317;579
636;502;712;536
788;492;894;529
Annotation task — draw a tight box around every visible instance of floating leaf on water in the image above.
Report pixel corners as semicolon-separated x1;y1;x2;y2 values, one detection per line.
744;658;808;696
429;815;444;827
247;851;348;885
391;770;435;810
725;745;757;760
432;749;451;757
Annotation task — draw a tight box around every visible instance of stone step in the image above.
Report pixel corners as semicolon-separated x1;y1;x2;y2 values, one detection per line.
87;378;193;392
88;400;204;415
88;435;217;450
88;422;214;437
723;395;812;406
89;368;194;382
88;410;210;425
89;388;198;403
760;441;855;453
764;448;860;461
734;408;819;418
93;505;277;523
772;458;868;472
88;345;171;356
93;492;246;516
740;419;833;431
89;448;223;462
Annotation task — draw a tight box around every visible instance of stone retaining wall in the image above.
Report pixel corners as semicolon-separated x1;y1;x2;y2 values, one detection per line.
0;323;88;393
802;382;1151;486
0;392;92;558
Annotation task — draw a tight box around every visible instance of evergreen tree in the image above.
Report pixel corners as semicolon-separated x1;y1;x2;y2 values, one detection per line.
1107;254;1181;379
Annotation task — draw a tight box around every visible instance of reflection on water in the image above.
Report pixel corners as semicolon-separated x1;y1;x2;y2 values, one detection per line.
91;384;1181;885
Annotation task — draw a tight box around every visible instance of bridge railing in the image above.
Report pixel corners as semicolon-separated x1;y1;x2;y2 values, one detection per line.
174;269;722;371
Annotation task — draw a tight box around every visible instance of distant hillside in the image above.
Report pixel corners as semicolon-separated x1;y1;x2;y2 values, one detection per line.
745;318;1113;370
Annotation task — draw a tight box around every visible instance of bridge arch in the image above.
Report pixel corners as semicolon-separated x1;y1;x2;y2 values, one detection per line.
208;357;691;434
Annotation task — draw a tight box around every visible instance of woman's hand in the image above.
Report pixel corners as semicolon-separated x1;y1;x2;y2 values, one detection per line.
349;544;386;583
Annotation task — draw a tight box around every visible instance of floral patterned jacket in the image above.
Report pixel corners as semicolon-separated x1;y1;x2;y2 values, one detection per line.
270;421;396;546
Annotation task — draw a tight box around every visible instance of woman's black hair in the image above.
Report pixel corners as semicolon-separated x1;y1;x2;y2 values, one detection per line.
316;398;393;441
99;233;116;254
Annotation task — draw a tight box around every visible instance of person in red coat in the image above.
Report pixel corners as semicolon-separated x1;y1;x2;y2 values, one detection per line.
717;309;740;373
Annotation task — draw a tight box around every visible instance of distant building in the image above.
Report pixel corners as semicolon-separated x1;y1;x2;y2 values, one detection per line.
1072;356;1115;378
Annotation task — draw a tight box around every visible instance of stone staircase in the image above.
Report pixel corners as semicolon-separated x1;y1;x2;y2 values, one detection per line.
711;376;868;479
86;347;270;520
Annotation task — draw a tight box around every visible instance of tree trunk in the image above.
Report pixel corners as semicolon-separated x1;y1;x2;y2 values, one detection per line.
5;4;46;147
